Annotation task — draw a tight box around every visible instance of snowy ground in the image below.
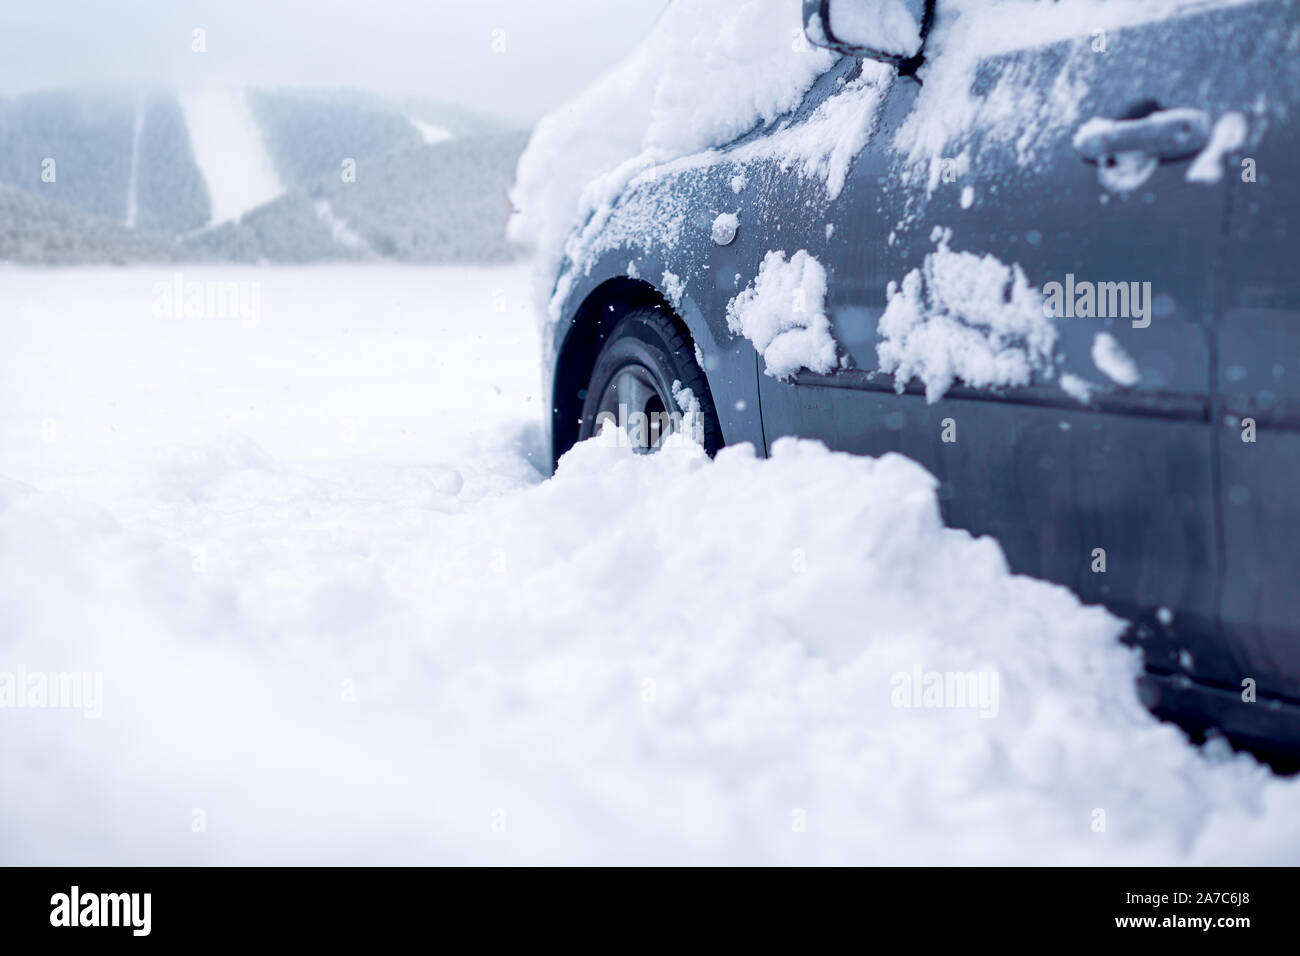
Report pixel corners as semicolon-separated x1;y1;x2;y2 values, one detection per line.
1;263;1298;865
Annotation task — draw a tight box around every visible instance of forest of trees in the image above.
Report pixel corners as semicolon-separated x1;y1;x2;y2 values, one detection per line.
0;88;526;265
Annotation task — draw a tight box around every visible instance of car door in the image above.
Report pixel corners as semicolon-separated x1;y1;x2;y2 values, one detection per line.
1213;1;1300;705
754;3;1239;683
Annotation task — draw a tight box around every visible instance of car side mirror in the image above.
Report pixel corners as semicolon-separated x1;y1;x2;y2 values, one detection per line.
802;0;935;66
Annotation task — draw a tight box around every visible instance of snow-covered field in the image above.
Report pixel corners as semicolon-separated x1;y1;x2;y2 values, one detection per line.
1;264;1298;865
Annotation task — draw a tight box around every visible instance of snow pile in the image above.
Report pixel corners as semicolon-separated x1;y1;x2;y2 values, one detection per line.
1187;111;1248;184
509;0;838;321
662;269;686;309
829;0;923;57
711;212;738;245
1091;331;1140;387
1059;372;1095;404
1095;150;1160;193
4;265;1300;864
726;249;839;379
877;229;1056;401
728;62;893;200
670;381;704;445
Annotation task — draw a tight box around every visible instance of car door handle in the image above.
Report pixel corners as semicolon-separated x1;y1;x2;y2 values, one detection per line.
1073;107;1211;164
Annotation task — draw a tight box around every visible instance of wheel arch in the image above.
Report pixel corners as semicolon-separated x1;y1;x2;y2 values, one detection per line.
551;277;704;467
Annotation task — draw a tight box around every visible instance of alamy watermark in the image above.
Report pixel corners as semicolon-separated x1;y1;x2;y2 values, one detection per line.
890;666;1000;718
1041;274;1151;328
593;404;704;450
152;273;261;328
0;666;103;718
50;886;150;936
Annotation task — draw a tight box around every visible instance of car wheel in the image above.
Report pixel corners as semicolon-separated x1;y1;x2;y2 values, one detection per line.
577;307;723;454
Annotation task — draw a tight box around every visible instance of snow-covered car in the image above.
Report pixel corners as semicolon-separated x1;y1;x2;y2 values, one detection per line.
527;0;1300;759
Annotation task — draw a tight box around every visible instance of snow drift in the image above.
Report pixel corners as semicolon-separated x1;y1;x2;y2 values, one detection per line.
2;266;1300;865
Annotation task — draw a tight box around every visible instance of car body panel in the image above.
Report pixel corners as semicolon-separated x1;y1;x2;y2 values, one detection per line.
759;5;1256;690
544;0;1300;752
1214;3;1300;704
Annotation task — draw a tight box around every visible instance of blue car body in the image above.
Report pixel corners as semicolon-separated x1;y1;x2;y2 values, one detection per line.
542;0;1300;759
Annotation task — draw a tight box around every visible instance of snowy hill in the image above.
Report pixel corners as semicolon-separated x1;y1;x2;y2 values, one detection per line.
0;88;525;265
0;182;193;265
185;131;528;264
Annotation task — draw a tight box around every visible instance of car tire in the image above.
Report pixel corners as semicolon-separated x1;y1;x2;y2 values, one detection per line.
577;307;723;455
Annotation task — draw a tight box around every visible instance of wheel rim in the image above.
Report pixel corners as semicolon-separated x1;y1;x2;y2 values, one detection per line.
594;363;675;452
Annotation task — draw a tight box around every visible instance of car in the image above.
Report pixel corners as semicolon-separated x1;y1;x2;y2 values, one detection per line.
540;0;1300;762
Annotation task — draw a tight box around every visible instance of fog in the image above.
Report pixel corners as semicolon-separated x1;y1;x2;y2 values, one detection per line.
0;0;669;124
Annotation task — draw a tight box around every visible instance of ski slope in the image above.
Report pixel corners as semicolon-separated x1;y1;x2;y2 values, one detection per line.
179;89;285;226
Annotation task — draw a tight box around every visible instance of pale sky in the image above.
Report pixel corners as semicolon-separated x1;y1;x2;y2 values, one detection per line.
0;0;670;125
